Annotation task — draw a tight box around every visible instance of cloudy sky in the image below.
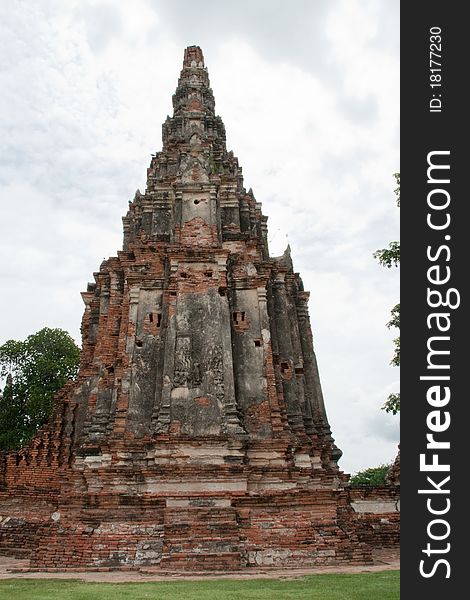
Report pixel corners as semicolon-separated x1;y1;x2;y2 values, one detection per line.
0;0;399;474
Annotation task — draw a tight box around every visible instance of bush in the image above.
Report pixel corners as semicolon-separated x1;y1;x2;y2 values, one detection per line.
348;464;391;487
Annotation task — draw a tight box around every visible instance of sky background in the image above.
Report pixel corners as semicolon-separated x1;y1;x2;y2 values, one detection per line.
0;0;399;474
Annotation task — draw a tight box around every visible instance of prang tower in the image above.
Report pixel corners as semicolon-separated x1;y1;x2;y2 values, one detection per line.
0;47;369;570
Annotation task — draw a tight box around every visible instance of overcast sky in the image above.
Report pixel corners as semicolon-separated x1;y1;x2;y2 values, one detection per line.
0;0;399;474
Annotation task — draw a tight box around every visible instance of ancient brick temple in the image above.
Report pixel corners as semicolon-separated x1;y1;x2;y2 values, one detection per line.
0;47;373;571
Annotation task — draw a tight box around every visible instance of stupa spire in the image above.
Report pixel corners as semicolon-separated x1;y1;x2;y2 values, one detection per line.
171;45;215;119
0;46;375;574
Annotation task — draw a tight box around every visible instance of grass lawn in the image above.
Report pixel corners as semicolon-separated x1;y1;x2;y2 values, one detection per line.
0;571;399;600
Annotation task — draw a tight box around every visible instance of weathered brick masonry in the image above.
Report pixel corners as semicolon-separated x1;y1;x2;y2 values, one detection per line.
348;486;400;549
0;47;397;571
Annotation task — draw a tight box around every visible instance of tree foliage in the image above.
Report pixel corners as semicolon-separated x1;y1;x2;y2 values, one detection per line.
373;241;400;269
373;174;400;269
393;172;400;206
375;173;400;415
0;327;80;451
348;464;391;487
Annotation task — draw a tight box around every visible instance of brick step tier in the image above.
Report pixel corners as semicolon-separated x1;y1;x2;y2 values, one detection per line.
160;505;243;570
0;546;31;559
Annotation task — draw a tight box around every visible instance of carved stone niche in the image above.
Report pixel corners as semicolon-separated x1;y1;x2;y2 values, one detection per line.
181;156;209;184
182;192;211;224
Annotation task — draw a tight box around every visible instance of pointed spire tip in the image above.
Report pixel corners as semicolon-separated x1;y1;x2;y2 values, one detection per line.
183;46;205;68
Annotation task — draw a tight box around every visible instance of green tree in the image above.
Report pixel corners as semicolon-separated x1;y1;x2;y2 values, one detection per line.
0;327;80;451
348;464;391;487
374;173;400;415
